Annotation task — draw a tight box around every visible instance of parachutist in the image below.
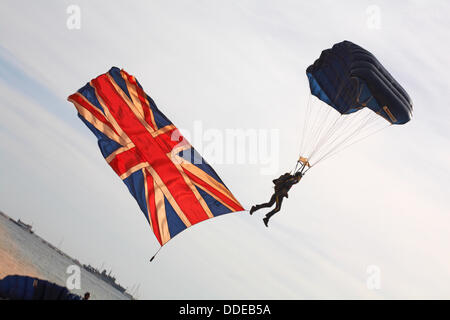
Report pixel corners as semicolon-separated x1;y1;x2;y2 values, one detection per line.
250;172;303;226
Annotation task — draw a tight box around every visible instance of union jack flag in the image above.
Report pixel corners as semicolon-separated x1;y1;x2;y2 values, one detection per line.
68;67;243;246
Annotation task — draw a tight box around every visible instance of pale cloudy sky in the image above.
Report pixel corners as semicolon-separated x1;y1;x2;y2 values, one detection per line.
0;1;449;299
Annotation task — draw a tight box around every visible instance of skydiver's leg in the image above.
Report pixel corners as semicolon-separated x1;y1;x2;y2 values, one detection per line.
263;195;284;226
250;194;277;215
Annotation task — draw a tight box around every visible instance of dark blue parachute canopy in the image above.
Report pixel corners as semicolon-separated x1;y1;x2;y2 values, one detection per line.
0;275;81;300
306;41;413;124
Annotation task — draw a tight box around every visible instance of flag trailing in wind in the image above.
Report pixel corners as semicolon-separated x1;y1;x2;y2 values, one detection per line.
68;67;243;246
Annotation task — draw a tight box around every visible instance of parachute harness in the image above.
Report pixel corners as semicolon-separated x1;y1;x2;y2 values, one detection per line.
292;157;311;176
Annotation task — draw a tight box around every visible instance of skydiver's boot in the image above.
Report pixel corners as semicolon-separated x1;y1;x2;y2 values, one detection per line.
250;195;277;215
250;204;267;215
263;217;269;227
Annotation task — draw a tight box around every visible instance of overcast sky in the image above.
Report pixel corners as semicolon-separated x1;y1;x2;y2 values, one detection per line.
0;0;449;299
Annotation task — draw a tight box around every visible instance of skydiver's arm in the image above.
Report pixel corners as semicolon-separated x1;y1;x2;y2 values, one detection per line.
273;173;291;185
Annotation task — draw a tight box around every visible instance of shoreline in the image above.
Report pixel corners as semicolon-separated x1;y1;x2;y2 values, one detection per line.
0;220;41;280
0;213;133;299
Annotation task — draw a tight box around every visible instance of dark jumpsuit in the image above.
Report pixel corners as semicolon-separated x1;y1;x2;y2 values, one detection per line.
253;173;301;220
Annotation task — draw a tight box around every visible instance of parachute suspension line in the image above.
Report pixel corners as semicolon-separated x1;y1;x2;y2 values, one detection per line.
314;112;374;164
302;96;322;156
300;102;389;169
317;113;352;152
313;111;375;164
313;112;343;148
302;97;334;160
291;160;300;175
299;94;312;154
309;98;329;150
307;102;335;156
291;162;298;174
299;96;346;167
293;158;310;175
305;102;359;165
298;94;388;170
307;111;345;161
311;110;370;161
297;90;315;173
315;121;391;166
298;95;316;163
313;111;388;166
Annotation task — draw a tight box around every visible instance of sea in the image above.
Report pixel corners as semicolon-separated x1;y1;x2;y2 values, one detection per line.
0;212;131;300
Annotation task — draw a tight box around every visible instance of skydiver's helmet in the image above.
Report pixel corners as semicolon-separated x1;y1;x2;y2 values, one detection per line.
294;171;303;179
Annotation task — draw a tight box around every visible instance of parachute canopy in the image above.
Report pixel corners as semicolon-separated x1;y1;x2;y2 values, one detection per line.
306;40;413;124
297;41;413;170
0;275;81;300
68;67;243;246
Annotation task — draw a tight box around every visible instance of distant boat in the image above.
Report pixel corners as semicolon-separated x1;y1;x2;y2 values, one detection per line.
83;265;128;294
12;219;33;234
